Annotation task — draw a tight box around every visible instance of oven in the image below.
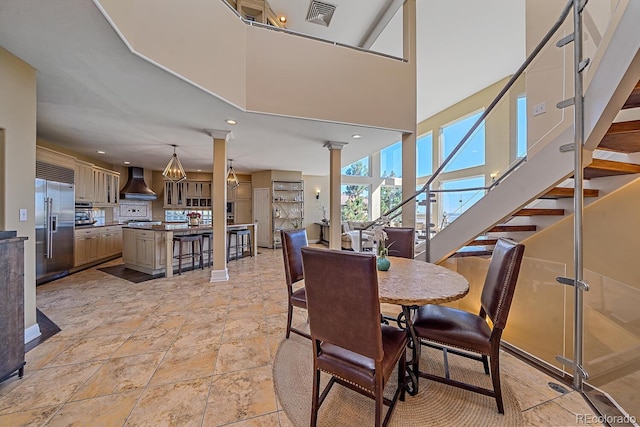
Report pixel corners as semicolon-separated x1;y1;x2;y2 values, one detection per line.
75;203;94;226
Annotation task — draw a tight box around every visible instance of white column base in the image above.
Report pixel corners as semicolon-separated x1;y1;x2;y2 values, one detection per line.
25;323;42;344
210;268;229;282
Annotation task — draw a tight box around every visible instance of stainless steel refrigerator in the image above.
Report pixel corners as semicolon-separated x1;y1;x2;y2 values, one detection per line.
35;161;75;285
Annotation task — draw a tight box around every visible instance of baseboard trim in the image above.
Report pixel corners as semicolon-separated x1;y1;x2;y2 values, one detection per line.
210;268;229;282
24;323;42;344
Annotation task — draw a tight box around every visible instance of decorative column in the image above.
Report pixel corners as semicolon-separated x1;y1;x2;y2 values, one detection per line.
324;141;347;250
402;0;417;228
208;130;233;282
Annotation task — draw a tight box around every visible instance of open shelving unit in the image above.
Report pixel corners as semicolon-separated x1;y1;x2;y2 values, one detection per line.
272;180;304;248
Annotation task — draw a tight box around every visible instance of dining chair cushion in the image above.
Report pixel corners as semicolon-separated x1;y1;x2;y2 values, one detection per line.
317;325;407;389
413;304;492;354
290;286;307;309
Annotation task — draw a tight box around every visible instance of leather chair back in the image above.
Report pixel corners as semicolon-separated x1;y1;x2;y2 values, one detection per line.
480;238;525;330
383;227;415;259
281;229;308;288
301;247;383;361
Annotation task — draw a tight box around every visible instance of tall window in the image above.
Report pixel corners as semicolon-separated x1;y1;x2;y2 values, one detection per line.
341;184;369;221
416;133;433;178
380;185;402;216
441;111;485;172
517;96;527;158
439;176;485;226
380;141;402;178
342;157;369;176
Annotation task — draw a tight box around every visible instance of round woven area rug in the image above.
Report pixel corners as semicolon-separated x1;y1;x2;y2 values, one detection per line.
273;334;524;427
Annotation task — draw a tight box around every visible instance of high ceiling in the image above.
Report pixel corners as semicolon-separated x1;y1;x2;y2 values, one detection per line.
0;0;525;175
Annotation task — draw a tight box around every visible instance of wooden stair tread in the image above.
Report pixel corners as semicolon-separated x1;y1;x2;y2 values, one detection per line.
598;120;640;153
467;238;498;246
513;208;565;216
622;80;640;110
488;224;536;232
583;158;640;179
541;187;599;199
451;248;493;258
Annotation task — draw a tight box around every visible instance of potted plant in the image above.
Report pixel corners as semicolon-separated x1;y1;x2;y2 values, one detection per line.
187;212;201;226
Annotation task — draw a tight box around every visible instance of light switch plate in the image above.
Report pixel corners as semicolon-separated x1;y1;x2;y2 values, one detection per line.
19;208;28;221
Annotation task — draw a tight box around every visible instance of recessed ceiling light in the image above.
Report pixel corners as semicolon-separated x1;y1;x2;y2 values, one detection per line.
279;15;287;24
97;150;106;154
123;161;131;165
226;119;237;125
196;169;202;172
352;134;362;139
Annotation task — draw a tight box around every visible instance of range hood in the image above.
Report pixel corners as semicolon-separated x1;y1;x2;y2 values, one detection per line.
120;167;157;201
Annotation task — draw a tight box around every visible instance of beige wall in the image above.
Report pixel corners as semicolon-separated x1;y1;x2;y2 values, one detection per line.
302;174;330;241
0;47;37;332
96;0;247;109
96;0;413;132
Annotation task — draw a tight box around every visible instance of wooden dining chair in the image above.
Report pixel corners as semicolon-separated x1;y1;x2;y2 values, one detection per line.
383;227;415;259
412;238;525;413
280;228;310;339
301;247;408;427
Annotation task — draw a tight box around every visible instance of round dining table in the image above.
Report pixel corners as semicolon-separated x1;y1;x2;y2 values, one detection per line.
377;256;470;395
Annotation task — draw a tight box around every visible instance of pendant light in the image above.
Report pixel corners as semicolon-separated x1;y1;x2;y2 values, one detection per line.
226;159;240;190
162;144;187;182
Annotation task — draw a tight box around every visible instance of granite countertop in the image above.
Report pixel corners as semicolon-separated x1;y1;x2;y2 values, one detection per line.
122;223;255;232
75;221;125;229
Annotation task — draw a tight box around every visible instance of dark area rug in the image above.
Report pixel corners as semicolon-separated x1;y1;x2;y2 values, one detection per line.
26;309;61;353
97;264;165;283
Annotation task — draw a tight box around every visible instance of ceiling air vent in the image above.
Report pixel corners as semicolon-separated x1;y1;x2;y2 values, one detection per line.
306;0;337;27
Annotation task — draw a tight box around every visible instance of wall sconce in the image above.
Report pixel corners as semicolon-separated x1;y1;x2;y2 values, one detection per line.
226;159;240;190
315;189;320;200
490;172;498;182
162;144;187;183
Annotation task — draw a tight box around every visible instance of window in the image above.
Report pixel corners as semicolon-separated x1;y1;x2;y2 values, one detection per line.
417;133;433;178
441;111;485;172
341;157;369;176
517;96;527;158
439;176;485;226
380;141;402;178
380;185;402;216
341;184;369;221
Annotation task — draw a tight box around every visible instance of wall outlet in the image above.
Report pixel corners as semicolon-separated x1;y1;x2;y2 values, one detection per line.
533;102;546;116
19;208;27;222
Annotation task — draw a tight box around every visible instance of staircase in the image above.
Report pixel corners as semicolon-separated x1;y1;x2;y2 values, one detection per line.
450;80;640;258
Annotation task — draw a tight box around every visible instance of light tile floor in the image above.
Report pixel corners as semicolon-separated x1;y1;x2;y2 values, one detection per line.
0;247;602;426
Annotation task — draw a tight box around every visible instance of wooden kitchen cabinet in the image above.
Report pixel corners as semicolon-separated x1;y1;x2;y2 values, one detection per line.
75;160;95;202
0;234;27;384
75;225;122;267
164;180;211;208
122;228;166;274
93;167;119;206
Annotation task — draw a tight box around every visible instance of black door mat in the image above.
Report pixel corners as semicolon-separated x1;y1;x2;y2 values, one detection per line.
97;264;165;283
26;309;61;353
98;264;204;283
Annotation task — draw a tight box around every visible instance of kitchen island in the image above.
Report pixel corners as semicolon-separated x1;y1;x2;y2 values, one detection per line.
122;222;257;278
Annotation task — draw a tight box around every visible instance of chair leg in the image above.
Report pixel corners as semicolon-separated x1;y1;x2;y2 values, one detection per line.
311;368;321;427
375;377;383;427
399;348;406;402
490;354;504;414
285;303;293;339
482;354;490;375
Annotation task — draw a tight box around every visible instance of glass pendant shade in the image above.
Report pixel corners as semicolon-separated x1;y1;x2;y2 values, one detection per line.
227;159;240;190
162;145;187;183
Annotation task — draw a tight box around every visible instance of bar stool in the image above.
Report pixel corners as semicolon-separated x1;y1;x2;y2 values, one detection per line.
227;229;253;261
201;232;213;267
173;234;203;275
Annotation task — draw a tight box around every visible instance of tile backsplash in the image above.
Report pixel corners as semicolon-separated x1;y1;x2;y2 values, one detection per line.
115;201;152;222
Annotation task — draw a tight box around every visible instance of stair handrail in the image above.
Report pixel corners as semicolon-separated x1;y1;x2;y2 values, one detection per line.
361;0;574;242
